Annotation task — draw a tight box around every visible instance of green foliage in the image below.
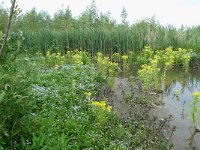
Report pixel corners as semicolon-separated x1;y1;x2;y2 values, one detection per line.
138;47;192;92
121;7;128;25
0;2;200;53
96;52;119;88
0;51;170;149
0;5;8;32
15;8;51;32
122;55;129;72
0;54;122;149
190;92;200;130
0;31;3;46
52;6;75;30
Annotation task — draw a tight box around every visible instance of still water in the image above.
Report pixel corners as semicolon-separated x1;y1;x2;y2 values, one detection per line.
152;70;200;150
111;70;200;149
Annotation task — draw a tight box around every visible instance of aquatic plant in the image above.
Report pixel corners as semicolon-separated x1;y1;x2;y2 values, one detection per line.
96;52;119;88
122;55;129;72
138;47;192;92
190;92;200;131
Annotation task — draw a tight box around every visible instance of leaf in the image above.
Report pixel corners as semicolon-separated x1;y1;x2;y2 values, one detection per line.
4;131;9;137
5;84;10;91
0;91;5;104
0;31;2;40
0;145;3;150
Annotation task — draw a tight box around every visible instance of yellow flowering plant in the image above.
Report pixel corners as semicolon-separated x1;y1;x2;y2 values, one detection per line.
43;50;66;67
91;100;112;112
138;47;192;92
91;100;113;126
122;55;129;72
96;52;119;88
190;92;200;131
112;53;121;63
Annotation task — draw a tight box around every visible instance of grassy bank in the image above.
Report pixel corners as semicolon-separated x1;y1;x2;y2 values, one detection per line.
0;52;170;149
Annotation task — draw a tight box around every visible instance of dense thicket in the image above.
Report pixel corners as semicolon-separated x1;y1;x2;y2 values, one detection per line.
1;1;200;53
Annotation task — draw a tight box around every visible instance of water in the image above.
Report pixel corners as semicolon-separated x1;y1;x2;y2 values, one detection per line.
152;70;200;150
110;70;200;149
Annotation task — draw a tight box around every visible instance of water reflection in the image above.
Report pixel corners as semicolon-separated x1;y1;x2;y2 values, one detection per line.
165;70;200;96
154;69;200;150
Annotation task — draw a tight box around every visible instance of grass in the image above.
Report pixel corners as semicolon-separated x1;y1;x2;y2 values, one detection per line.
0;52;170;149
7;22;200;55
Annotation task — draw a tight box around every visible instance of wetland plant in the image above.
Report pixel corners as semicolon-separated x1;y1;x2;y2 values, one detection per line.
190;92;200;132
138;47;192;94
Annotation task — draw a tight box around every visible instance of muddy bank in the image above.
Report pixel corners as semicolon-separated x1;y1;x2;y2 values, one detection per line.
101;77;173;148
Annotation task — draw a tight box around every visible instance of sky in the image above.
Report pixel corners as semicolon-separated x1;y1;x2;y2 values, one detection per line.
1;0;200;28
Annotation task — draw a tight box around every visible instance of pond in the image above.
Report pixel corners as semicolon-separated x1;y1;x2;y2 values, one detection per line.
110;69;200;149
151;70;200;150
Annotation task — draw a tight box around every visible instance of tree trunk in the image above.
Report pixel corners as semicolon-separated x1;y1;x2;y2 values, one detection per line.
0;0;16;59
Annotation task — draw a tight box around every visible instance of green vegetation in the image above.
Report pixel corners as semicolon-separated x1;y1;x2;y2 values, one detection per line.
0;52;170;149
190;92;200;131
138;47;191;92
1;1;200;54
1;0;200;149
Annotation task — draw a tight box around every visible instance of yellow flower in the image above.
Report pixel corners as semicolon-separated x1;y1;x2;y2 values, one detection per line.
97;52;103;57
192;92;200;97
107;105;112;112
166;47;172;52
122;55;128;61
178;48;183;52
91;100;107;110
84;92;92;96
147;66;151;70
151;59;158;65
184;55;190;59
100;101;106;107
112;53;120;58
165;62;170;66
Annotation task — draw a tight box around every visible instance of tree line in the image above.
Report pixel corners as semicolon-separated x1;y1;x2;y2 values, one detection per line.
0;0;200;53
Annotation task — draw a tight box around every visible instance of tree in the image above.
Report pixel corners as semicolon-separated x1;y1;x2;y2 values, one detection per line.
99;12;116;30
121;7;128;25
78;0;99;28
0;3;9;32
0;0;16;59
52;6;75;30
18;8;51;31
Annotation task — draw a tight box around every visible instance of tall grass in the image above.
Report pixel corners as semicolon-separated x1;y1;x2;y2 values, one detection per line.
8;20;200;54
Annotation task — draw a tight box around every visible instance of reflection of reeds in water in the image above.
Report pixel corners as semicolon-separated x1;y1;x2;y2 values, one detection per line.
163;69;200;149
187;128;200;150
164;69;200;96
